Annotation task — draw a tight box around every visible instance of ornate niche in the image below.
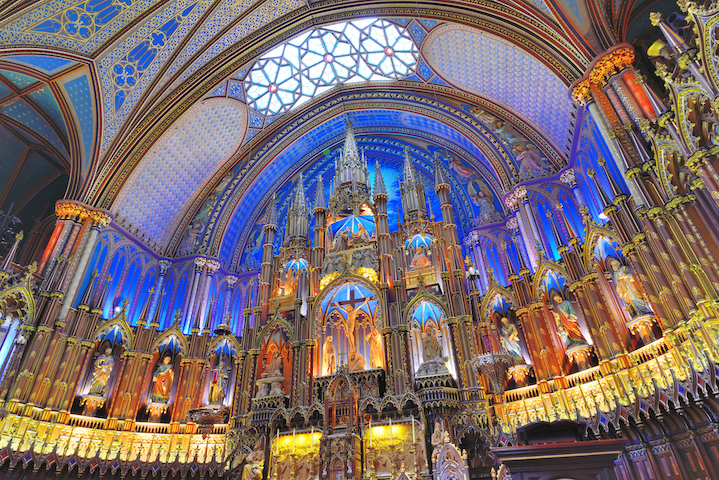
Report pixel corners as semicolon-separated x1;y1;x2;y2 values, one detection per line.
314;279;384;376
143;334;184;422
484;294;532;389
323;203;378;277
593;235;660;347
255;325;292;405
404;228;434;272
540;270;596;373
406;298;456;381
78;322;129;417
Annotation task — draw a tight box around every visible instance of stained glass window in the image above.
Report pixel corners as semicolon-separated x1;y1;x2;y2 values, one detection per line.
241;19;419;115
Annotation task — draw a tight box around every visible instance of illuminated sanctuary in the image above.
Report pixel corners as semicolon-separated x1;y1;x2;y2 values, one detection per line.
3;0;719;479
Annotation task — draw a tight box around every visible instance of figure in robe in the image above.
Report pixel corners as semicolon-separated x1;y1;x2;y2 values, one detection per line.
493;119;525;146
209;357;229;404
610;259;652;316
150;356;175;403
467;181;496;221
351;222;371;246
499;317;523;360
448;157;476;179
335;298;370;371
366;328;383;369
409;246;432;269
552;295;586;348
241;439;265;480
278;268;296;296
330;228;351;253
422;325;444;362
323;336;336;375
267;350;284;377
88;348;115;395
515;143;549;179
470;106;497;125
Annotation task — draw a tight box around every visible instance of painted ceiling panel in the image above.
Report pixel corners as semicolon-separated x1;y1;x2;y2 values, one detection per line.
14;173;67;221
62;73;97;175
0;0;161;54
113;98;248;247
0;69;37;89
3;151;57;207
423;24;574;153
0;80;11;99
0;99;67;156
28;85;67;133
152;0;264;97
3;55;74;74
0;126;27;194
168;0;305;90
97;0;211;155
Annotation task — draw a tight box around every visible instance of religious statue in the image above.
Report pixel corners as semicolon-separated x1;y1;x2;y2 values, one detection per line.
241;438;265;480
552;295;586;348
499;317;523;360
366;328;383;369
421;325;444;362
208;357;229;405
150;356;175;403
610;259;652;316
323;336;336;375
330;228;351;253
267;350;284;377
277;268;296;296
431;420;445;463
88;348;115;396
351;222;371;246
409;246;432;269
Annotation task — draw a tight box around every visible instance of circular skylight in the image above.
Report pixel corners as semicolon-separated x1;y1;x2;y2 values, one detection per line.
242;18;419;115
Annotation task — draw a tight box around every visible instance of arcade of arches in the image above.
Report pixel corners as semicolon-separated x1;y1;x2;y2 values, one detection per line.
3;0;719;479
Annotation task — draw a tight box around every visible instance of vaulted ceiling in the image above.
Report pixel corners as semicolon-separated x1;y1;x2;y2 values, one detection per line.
0;0;669;267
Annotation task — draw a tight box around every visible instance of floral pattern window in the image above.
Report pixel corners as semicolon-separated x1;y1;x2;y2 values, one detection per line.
241;19;419;115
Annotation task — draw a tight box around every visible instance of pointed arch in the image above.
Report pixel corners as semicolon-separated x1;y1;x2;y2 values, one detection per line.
93;310;135;349
256;311;295;344
151;324;189;355
402;290;449;326
480;284;517;319
582;223;622;272
531;258;570;300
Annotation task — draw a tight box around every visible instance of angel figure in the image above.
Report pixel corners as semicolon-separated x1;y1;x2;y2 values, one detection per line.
467;180;496;221
448;156;477;180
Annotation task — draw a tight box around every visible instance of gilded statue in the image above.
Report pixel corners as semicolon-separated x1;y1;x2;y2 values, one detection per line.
150;356;175;403
366;327;383;369
499;317;523;360
610;259;652;316
88;348;115;395
322;336;336;375
209;357;229;405
552;295;586;348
